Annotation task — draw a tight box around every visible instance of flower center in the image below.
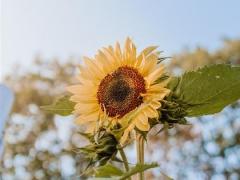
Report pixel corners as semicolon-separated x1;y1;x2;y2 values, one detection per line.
97;66;146;118
109;79;131;102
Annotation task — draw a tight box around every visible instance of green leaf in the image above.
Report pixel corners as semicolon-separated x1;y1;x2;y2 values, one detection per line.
119;163;158;180
93;163;158;180
40;95;75;116
95;164;123;178
88;178;117;180
160;172;174;180
167;76;180;92
172;64;240;116
78;132;95;142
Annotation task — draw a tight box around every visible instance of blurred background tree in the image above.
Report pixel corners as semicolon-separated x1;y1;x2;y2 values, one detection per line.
1;58;88;179
1;39;240;180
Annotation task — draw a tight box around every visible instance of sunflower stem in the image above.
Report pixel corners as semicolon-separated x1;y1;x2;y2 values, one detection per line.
119;148;130;171
136;132;145;180
119;147;131;180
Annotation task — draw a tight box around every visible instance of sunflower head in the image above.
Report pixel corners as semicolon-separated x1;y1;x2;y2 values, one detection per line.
68;38;170;144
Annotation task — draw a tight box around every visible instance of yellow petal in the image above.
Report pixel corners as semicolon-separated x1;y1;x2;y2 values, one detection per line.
123;37;135;65
96;50;115;74
146;64;165;84
147;89;170;102
102;47;121;67
149;100;162;109
147;84;167;93
85;122;97;133
83;57;105;79
79;64;98;81
67;85;82;94
74;111;99;124
124;37;131;59
137;46;158;61
74;103;99;114
141;53;158;76
132;111;150;131
76;76;92;85
120;124;135;145
129;41;137;65
70;95;97;103
144;106;158;118
115;42;123;64
138;54;146;74
67;84;97;96
135;122;150;131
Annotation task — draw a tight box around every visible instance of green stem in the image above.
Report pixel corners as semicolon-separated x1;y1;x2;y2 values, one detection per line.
119;147;131;180
119;148;129;172
136;133;145;180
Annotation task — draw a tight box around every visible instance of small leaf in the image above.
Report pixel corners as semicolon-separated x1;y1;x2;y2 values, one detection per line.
172;64;240;116
95;164;123;178
160;171;174;180
119;163;158;180
167;76;180;92
154;74;169;85
41;95;75;116
79;132;95;143
88;178;116;180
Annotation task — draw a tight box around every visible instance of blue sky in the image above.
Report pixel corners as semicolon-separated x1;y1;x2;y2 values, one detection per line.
1;0;240;80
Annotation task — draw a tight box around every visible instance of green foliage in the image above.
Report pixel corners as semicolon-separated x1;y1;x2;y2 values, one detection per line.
170;64;240;116
93;163;158;180
95;164;123;177
160;172;174;180
41;95;75;116
119;163;158;180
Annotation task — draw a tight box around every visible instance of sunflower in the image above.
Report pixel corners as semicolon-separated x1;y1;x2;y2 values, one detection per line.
67;38;170;144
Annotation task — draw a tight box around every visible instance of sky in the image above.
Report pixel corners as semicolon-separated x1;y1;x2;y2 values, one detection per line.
1;0;240;81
